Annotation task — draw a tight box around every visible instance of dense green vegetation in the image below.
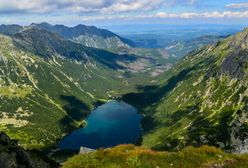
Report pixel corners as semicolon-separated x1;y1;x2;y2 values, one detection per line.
0;32;154;149
63;144;248;168
0;22;178;150
122;28;248;152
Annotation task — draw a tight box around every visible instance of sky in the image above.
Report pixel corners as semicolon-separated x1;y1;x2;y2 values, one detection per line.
0;0;248;26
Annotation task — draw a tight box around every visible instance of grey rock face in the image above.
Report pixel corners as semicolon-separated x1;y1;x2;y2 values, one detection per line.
79;147;95;154
221;49;248;79
0;132;58;168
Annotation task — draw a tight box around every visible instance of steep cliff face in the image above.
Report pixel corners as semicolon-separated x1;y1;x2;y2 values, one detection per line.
0;132;58;168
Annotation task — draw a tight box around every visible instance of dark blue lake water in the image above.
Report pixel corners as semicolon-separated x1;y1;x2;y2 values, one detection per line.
58;101;141;150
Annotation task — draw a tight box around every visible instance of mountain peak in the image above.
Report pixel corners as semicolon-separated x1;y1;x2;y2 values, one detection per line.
12;28;90;61
27;22;135;48
30;22;52;29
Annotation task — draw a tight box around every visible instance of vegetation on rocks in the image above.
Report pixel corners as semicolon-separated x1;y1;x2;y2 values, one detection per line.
122;28;248;152
62;144;248;168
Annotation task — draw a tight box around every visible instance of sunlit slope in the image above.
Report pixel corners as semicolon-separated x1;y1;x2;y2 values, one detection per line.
138;28;248;152
63;144;248;168
0;34;138;149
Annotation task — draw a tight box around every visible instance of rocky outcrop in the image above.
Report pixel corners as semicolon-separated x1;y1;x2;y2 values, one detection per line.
221;49;248;79
221;28;248;79
79;147;95;154
0;132;58;168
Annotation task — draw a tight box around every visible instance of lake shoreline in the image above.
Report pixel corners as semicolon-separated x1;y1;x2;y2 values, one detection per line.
58;100;141;150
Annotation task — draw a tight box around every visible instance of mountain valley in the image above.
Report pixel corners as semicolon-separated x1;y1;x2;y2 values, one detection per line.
0;23;247;168
122;28;248;153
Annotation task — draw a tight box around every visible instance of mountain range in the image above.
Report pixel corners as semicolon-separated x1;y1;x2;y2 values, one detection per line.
0;22;135;50
0;23;247;167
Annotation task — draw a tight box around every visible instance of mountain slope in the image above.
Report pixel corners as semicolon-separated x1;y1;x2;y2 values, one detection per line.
12;28;139;69
0;23;135;50
123;28;248;152
0;24;23;36
0;23;177;76
0;30;145;149
30;22;135;49
27;23;178;74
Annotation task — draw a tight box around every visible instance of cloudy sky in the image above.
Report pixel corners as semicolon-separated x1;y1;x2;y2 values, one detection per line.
0;0;248;26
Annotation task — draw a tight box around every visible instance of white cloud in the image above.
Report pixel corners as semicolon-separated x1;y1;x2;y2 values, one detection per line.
226;3;248;9
48;11;248;22
171;0;198;6
0;0;247;25
0;0;165;14
101;0;164;13
0;0;204;14
1;10;248;25
153;11;248;19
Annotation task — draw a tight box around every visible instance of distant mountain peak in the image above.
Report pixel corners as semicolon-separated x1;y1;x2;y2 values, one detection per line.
0;22;135;49
30;22;51;26
26;22;135;49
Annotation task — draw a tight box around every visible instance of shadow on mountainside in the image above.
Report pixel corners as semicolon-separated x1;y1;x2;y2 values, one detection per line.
145;105;200;151
60;95;90;121
121;65;198;145
122;66;197;109
58;95;91;133
186;109;235;151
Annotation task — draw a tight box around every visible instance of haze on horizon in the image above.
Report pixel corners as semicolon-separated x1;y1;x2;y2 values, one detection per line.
0;0;248;26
